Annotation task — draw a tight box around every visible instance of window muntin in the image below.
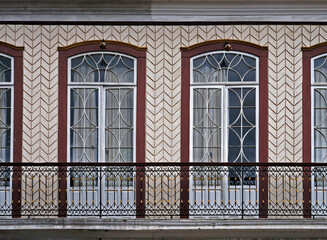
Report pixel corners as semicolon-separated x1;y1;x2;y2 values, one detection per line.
68;52;136;165
190;51;259;164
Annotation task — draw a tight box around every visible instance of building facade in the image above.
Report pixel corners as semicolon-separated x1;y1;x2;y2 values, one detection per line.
1;0;327;239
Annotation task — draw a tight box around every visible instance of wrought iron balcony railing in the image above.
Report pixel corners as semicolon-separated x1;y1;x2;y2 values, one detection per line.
0;162;325;218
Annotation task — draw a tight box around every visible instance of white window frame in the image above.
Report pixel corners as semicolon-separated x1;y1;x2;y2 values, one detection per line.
66;52;137;215
67;52;137;164
189;51;260;164
189;51;259;217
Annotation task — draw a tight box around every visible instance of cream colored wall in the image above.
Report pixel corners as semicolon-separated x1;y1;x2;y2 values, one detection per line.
0;25;322;163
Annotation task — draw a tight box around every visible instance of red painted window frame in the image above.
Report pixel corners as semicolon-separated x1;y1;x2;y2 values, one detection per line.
302;43;327;218
0;42;24;217
58;41;146;217
180;40;268;218
302;44;327;163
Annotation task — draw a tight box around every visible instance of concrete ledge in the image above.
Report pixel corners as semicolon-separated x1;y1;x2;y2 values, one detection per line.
2;14;327;23
0;218;327;239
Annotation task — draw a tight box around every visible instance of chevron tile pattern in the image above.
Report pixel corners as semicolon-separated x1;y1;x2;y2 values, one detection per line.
0;24;325;165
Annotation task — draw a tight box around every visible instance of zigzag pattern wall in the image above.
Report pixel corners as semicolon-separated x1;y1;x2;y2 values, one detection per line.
0;25;323;163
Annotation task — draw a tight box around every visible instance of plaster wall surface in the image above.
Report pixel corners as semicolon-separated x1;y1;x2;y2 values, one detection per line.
0;24;320;165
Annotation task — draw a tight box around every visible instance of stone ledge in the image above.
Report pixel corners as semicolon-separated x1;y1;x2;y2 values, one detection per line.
0;218;326;239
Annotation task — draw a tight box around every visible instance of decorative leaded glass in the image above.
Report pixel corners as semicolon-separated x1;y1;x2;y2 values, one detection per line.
193;52;256;83
68;52;136;164
70;53;135;83
0;55;11;83
0;54;12;163
105;88;134;163
313;56;327;163
70;88;99;163
0;88;11;163
228;88;256;163
191;51;258;164
193;88;221;162
313;89;327;162
314;55;327;83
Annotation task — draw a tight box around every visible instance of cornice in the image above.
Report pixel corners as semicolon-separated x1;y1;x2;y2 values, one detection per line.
1;1;327;23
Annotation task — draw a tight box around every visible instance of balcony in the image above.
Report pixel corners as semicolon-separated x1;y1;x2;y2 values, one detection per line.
0;162;325;219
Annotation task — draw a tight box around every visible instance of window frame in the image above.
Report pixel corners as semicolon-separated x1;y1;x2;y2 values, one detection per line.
58;40;146;217
302;44;327;218
67;51;138;164
0;42;24;218
189;51;260;164
0;44;23;165
181;40;268;165
310;53;327;164
180;40;268;218
58;41;146;165
0;53;14;164
302;44;327;166
67;85;137;164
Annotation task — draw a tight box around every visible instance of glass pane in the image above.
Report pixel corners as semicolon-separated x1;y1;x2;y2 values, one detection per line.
70;53;135;83
0;89;11;163
314;56;327;83
105;88;134;163
192;53;257;83
0;56;11;83
228;88;256;163
192;88;221;162
70;88;98;163
314;89;327;162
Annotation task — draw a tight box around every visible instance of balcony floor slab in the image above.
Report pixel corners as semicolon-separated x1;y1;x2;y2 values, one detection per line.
0;218;326;239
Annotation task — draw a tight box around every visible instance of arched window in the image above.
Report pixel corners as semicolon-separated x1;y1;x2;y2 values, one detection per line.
180;40;268;217
0;53;14;164
58;41;146;217
58;41;146;165
190;51;258;164
311;53;327;163
0;42;23;217
68;52;137;164
302;44;327;217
